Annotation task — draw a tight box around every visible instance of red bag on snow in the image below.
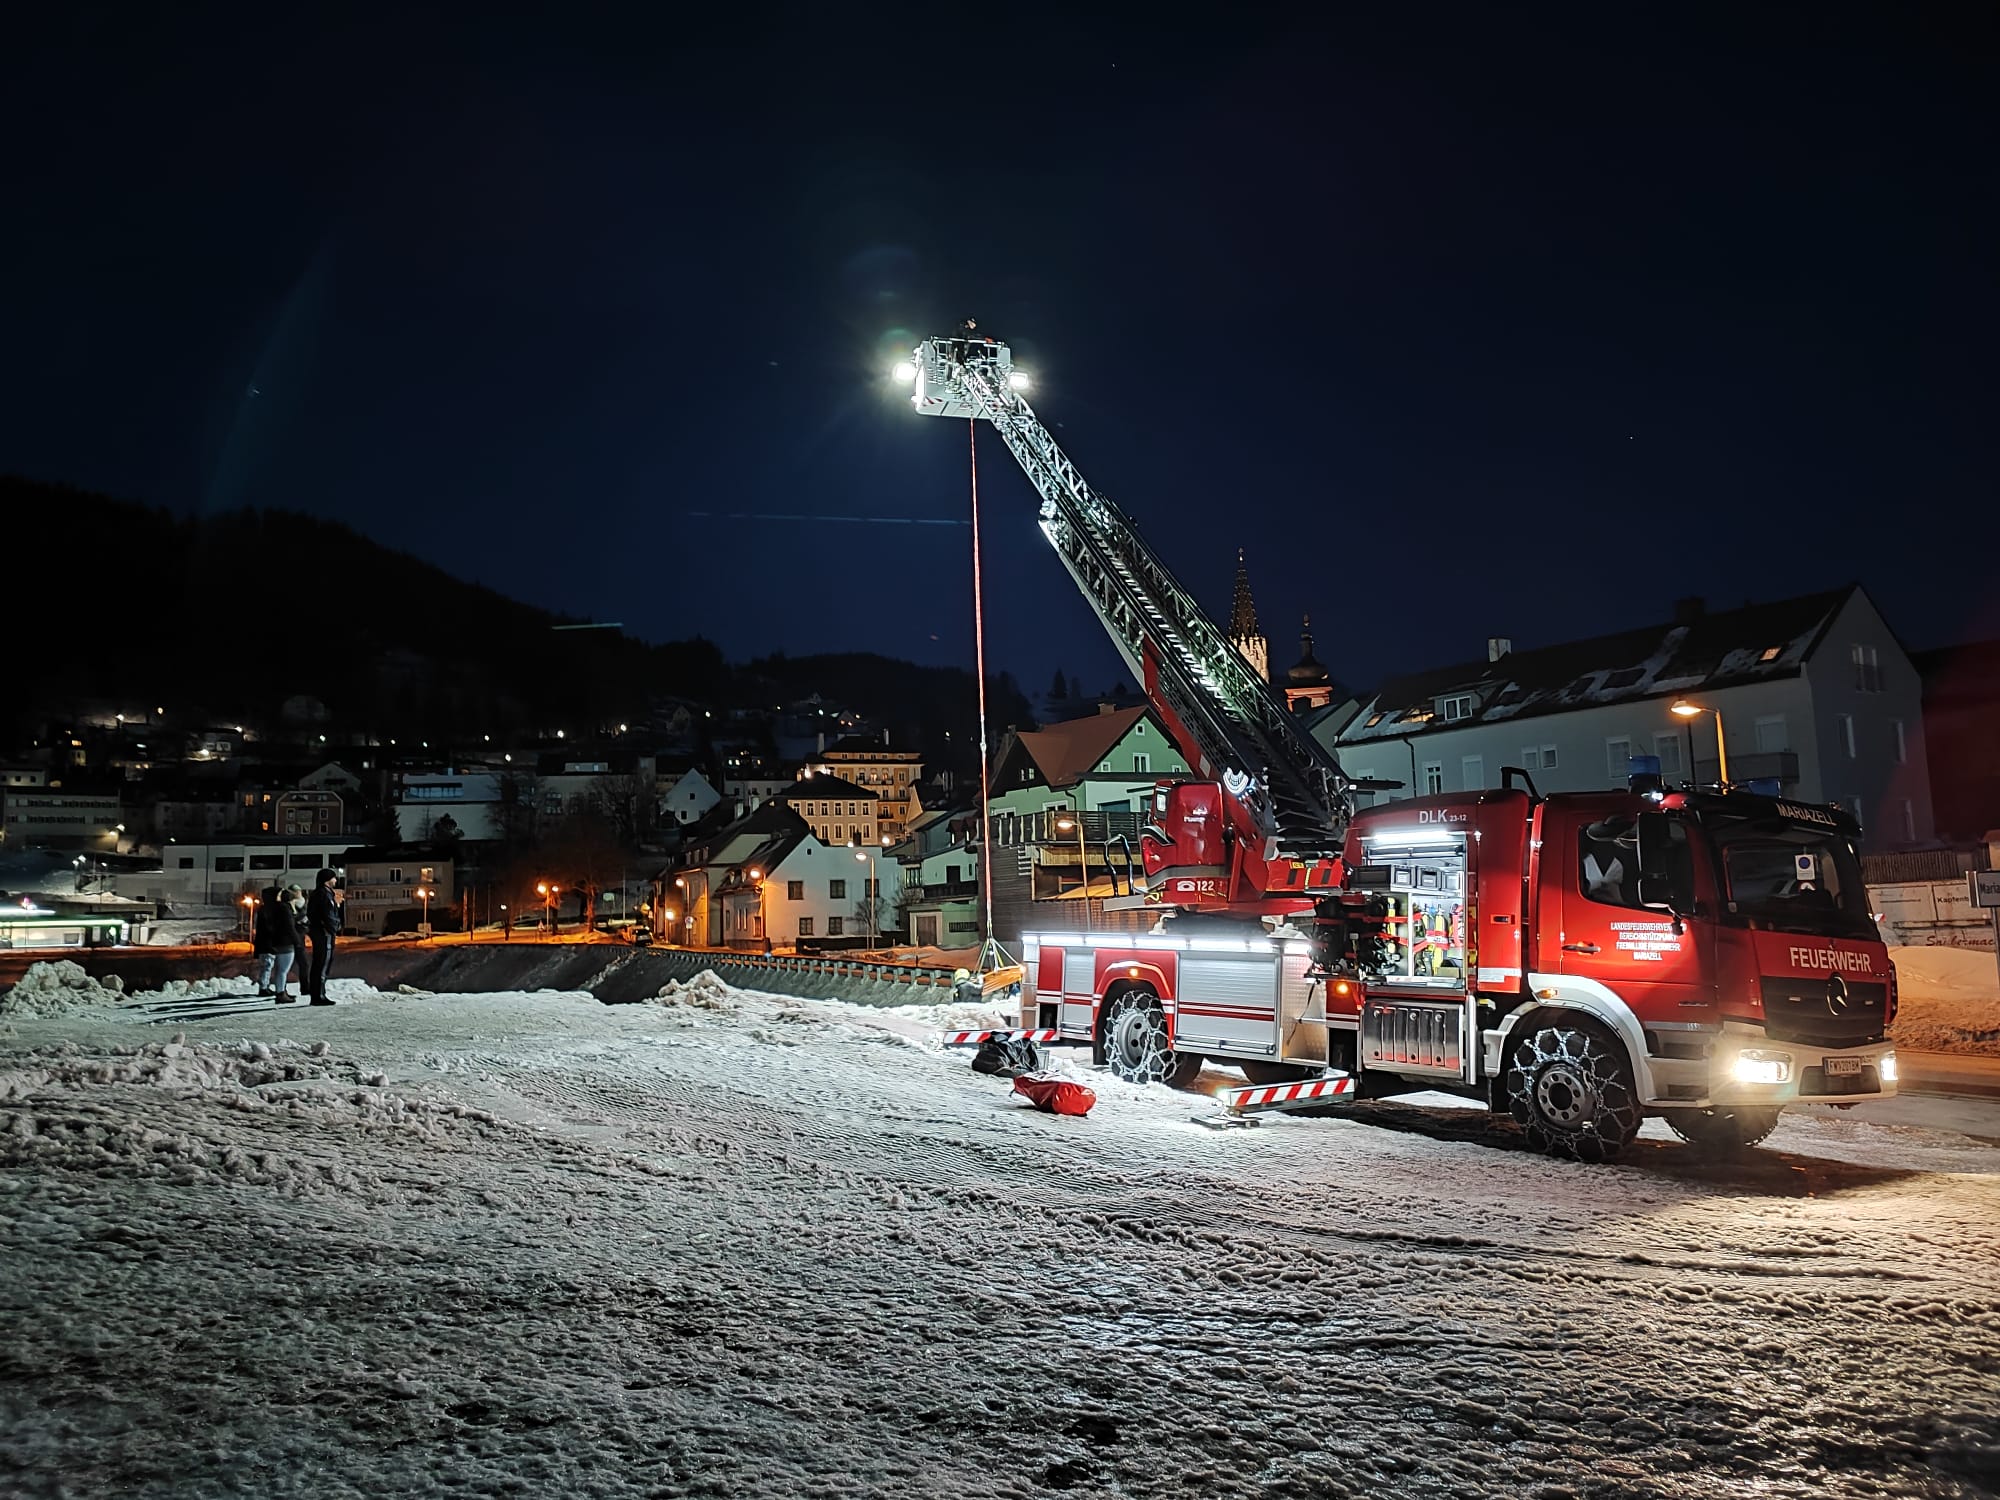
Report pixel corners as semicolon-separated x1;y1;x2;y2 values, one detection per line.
1011;1074;1096;1117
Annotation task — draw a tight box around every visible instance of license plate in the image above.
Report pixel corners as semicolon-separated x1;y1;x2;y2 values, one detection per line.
1825;1057;1863;1077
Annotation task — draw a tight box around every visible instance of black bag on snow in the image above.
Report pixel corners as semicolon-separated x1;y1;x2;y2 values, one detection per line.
970;1036;1049;1079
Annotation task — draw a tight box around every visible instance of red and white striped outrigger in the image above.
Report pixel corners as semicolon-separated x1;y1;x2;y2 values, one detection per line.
1197;1071;1357;1129
938;1028;1062;1048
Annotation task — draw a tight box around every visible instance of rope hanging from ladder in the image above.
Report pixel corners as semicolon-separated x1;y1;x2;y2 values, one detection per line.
965;411;1022;995
969;416;997;943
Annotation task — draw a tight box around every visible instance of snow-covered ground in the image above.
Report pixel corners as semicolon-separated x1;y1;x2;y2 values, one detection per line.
3;967;1998;1499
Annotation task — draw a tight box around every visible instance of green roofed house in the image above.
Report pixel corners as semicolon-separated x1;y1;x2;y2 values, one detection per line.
985;705;1189;841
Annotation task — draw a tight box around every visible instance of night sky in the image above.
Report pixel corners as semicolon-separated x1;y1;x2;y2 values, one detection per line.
5;8;1995;699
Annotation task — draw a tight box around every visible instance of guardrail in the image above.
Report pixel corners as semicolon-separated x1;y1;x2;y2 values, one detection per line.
640;947;966;1005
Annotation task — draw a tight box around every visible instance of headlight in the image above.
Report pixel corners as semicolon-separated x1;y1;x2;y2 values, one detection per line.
1732;1050;1791;1085
1879;1053;1898;1084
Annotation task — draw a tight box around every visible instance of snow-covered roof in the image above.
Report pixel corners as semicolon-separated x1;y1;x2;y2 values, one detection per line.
1340;586;1856;743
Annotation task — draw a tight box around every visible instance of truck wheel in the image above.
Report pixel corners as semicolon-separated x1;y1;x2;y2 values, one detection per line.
1665;1107;1782;1153
1505;1022;1641;1163
1101;990;1203;1090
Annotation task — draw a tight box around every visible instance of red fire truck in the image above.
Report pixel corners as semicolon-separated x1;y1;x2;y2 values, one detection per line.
900;332;1897;1161
1022;773;1898;1160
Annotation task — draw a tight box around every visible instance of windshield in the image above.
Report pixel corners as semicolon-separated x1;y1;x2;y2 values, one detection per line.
1701;814;1876;939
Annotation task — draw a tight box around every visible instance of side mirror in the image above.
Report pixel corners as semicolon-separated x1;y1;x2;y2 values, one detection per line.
1636;872;1676;909
1635;812;1688;931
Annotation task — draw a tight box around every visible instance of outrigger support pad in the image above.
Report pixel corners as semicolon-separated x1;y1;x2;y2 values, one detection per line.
1193;1071;1358;1129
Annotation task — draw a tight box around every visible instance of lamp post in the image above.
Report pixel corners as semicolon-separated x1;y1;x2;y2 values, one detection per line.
241;892;257;944
1055;810;1089;899
853;846;877;951
748;867;764;952
537;881;559;938
500;902;510;940
415;885;431;940
674;875;688;947
1670;698;1728;786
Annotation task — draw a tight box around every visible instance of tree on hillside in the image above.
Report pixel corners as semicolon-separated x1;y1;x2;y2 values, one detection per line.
596;771;655;848
498;772;544;851
540;806;629;931
429;814;465;863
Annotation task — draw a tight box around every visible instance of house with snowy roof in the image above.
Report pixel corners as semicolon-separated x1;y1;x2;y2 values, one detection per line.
656;797;903;951
1320;586;1934;847
986;705;1191;831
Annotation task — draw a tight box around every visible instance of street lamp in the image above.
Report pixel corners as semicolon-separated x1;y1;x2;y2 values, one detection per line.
500;902;509;940
241;892;257;943
415;885;432;939
853;845;881;950
1670;698;1729;786
537;881;560;937
1054;810;1089;898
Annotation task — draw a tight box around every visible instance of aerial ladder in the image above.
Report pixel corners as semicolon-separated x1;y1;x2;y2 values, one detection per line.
903;333;1364;915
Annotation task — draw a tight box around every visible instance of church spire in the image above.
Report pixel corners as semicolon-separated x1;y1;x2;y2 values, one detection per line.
1227;548;1270;683
1230;548;1260;637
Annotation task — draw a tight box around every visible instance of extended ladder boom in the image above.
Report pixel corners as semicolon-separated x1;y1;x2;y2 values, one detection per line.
908;334;1351;861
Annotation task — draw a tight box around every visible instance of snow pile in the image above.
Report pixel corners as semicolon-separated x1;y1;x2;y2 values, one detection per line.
0;1033;501;1200
144;975;259;1001
0;961;125;1017
651;970;740;1009
1892;945;2000;1056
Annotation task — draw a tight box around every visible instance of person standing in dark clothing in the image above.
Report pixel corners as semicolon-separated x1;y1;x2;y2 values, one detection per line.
306;868;343;1006
260;886;299;999
251;887;282;996
284;884;308;1004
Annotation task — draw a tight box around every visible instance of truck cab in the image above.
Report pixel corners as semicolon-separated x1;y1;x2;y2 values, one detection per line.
1340;778;1898;1159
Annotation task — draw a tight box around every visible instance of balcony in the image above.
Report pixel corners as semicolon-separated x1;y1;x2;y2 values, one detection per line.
992;809;1146;847
903;880;980;905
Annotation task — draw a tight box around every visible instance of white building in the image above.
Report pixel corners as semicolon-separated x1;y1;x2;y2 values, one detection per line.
118;837;356;907
658;800;903;950
1;787;125;849
755;834;904;949
396;770;504;842
300;762;365;796
659;768;721;826
1322;586;1934;847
